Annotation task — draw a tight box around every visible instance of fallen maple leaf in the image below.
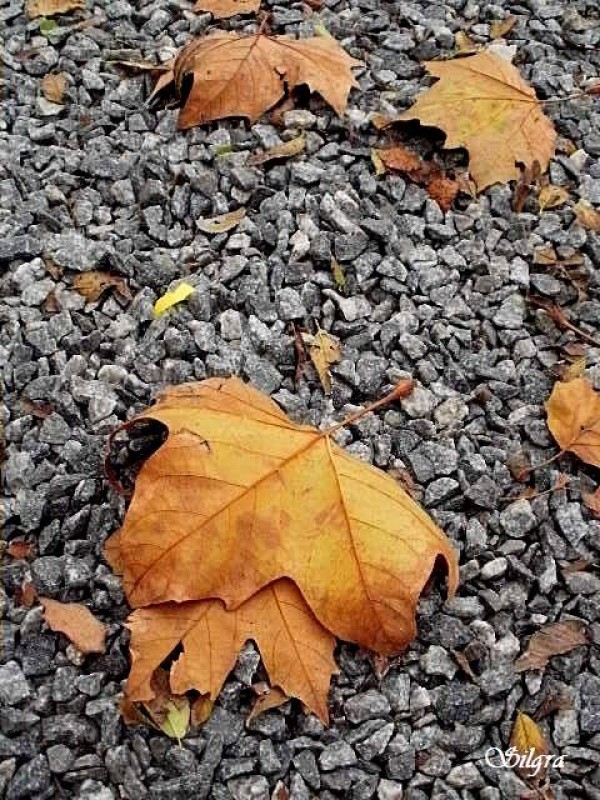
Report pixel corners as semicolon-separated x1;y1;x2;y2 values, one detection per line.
545;377;600;468
573;199;600;230
515;620;591;672
106;377;458;655
42;72;67;104
166;32;361;128
392;52;556;191
123;579;336;723
510;711;549;780
194;0;260;18
73;271;132;303
305;328;341;394
40;597;106;654
27;0;83;16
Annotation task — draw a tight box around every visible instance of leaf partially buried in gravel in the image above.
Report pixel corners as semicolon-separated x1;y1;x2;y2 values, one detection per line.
107;376;458;654
194;0;260;17
247;134;306;167
392;52;556;191
545;377;600;468
124;579;336;722
509;712;549;779
73;271;132;303
582;487;600;517
42;72;67;104
153;283;195;317
196;207;246;234
166;32;361;128
538;184;569;211
490;15;517;39
27;0;84;17
304;328;341;395
514;620;592;672
573;199;600;230
248;684;289;722
40;598;106;654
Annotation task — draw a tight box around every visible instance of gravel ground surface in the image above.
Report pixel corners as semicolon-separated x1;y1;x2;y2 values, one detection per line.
2;0;600;799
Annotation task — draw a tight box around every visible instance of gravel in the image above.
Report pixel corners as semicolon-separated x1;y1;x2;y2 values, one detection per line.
2;1;600;799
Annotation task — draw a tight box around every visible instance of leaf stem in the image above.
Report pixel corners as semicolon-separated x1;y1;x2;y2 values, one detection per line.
326;379;415;436
522;449;566;477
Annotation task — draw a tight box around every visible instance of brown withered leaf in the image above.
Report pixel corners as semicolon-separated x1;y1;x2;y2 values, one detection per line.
194;0;260;18
375;145;423;175
196;207;246;234
545;377;600;467
426;175;460;211
6;541;34;560
190;695;213;728
515;620;592;672
123;579;336;723
16;581;38;608
73;271;132;303
40;597;107;654
247;133;306;166
538;184;569;212
20;398;53;418
291;323;308;388
582;487;600;517
573;199;600;230
165;32;361;128
106;376;458;656
375;146;460;211
42;73;67;104
27;0;84;17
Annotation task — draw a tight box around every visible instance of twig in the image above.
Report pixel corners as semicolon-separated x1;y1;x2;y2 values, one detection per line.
326;379;415;436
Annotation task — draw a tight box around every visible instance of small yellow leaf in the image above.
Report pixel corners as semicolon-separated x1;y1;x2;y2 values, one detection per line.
509;711;549;779
196;207;246;234
574;199;600;231
538;184;569;211
331;258;346;293
153;283;195;317
42;73;67;104
306;328;340;395
455;31;477;52
27;0;84;17
160;698;190;741
314;19;334;40
247;134;306;167
563;355;586;382
490;15;517;39
371;149;386;177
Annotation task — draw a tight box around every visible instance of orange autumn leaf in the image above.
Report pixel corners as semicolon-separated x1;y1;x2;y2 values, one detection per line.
545;377;600;468
194;0;260;17
426;175;460;212
124;579;336;723
375;145;423;175
106;377;458;655
165;32;362;128
394;52;556;191
40;597;106;654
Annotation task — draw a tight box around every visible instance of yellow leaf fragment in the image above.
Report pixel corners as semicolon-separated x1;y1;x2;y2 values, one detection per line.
109;376;459;655
455;31;478;52
27;0;84;17
562;355;586;382
40;597;106;654
371;149;386;177
515;620;592;672
42;72;67;103
153;283;195;317
124;579;336;723
194;0;260;18
170;32;362;128
574;199;600;230
545;377;600;468
509;712;549;779
305;328;341;395
196;207;246;234
396;52;556;191
331;258;346;292
160;698;190;741
538;184;570;211
490;15;517;39
247;134;306;167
